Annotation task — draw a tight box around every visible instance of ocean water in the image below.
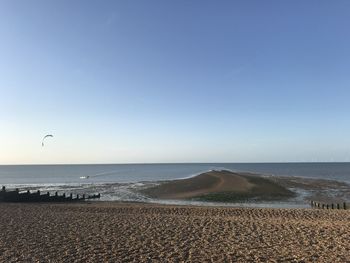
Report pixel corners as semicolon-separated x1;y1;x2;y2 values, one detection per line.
0;163;349;207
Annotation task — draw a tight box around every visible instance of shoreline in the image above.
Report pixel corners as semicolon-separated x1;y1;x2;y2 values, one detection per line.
1;170;350;207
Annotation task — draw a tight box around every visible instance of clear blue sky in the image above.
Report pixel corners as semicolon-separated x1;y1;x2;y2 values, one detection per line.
1;1;350;164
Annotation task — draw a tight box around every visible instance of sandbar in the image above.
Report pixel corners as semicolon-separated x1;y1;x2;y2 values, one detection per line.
141;170;295;201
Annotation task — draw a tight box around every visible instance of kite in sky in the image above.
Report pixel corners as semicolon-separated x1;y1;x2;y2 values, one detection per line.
42;134;53;147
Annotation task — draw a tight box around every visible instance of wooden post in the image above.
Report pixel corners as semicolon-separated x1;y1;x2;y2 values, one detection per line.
322;204;325;209
77;194;79;200
47;192;50;196
70;193;73;199
63;193;66;198
326;204;329;209
27;190;30;194
344;203;347;210
83;194;85;199
2;186;5;192
55;192;58;196
331;204;334;209
37;190;40;195
337;203;340;209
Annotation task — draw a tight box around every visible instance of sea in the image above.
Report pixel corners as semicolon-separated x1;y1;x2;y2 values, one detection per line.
1;163;350;208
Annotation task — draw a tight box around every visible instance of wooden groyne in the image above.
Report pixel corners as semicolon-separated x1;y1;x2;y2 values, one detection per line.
311;200;347;210
0;186;100;203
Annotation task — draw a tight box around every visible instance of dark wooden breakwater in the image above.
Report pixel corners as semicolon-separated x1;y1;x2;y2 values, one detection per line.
0;186;100;203
311;200;347;210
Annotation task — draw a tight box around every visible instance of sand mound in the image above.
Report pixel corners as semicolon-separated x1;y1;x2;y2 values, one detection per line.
141;170;294;201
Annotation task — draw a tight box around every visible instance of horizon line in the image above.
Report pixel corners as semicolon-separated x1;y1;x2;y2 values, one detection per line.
1;161;350;166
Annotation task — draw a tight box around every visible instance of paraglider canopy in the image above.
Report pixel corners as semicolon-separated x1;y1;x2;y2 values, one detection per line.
42;134;53;147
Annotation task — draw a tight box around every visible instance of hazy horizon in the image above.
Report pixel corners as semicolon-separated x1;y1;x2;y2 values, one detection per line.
1;1;350;164
2;161;350;166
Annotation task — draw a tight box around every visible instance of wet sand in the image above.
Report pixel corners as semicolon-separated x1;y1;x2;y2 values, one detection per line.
0;202;349;262
141;170;294;201
140;170;350;204
141;170;254;199
272;175;350;203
